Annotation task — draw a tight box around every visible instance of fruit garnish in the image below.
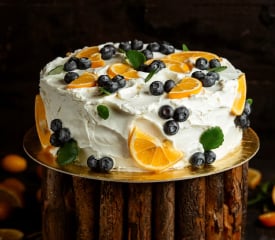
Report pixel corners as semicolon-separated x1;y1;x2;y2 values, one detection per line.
56;139;79;166
199;126;224;151
0;228;24;240
168;77;202;99
107;63;139;79
75;46;99;58
248;167;262;190
161;58;191;73
0;185;23;208
97;105;109;120
35;95;51;148
231;74;247;115
1;154;27;173
167;51;220;62
128;127;184;172
66;72;97;89
258;212;275;227
126;50;146;69
1;178;26;194
182;43;189;51
48;65;64;75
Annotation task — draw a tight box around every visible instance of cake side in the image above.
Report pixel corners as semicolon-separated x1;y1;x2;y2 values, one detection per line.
37;41;251;173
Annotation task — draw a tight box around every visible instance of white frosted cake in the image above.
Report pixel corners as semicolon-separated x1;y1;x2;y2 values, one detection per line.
36;40;251;173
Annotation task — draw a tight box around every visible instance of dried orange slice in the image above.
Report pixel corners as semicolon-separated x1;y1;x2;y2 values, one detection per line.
1;178;26;194
248;167;262;190
67;72;97;89
0;228;24;240
75;46;105;68
1;154;27;173
107;63;139;79
128;127;184;172
0;185;23;208
168;77;202;99
258;212;275;227
167;51;220;62
35;95;51;148
231;74;247;115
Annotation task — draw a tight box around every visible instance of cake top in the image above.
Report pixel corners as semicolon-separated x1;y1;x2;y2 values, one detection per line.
38;40;251;173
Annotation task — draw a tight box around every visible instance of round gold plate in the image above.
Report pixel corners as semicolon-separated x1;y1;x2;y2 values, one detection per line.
23;127;259;183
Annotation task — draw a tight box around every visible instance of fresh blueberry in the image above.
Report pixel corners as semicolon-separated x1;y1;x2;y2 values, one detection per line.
50;133;62;147
58;128;71;143
87;155;100;171
235;114;250;129
158;105;174;119
100;44;116;60
77;57;91;70
163;120;179;135
103;81;120;93
164;79;176;93
131;39;143;50
50;119;62;132
159;42;175;54
141;49;153;60
190;152;205;167
209;59;221;68
173;106;189;122
64;71;79;84
204;150;216;164
200;72;217;87
137;64;149;72
146;42;160;52
191;71;205;81
63;58;78;71
195;57;209;70
149;81;164;95
147;60;166;73
119;41;131;51
243;101;252;115
207;71;220;81
97;75;111;87
112;75;126;88
99;156;114;172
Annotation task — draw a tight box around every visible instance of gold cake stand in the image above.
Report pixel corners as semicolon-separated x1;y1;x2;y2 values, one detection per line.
23;126;259;183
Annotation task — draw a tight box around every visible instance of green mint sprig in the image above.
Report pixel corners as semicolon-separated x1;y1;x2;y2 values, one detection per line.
126;50;146;70
48;65;64;75
208;66;227;72
57;139;79;166
200;126;224;151
97;104;110;120
182;43;189;51
145;69;157;82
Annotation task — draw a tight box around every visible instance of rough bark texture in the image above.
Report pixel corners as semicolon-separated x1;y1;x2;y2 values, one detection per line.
153;182;175;240
241;162;249;239
127;183;152;240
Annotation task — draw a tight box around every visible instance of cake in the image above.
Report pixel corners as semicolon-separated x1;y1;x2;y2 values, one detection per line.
36;40;252;173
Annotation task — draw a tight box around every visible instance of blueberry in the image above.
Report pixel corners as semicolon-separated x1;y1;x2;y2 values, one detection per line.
173;106;189;122
141;49;153;60
119;41;131;51
146;42;160;52
87;155;99;170
149;81;164;95
112;75;126;88
50;119;62;132
195;57;209;70
158;105;174;119
159;43;175;54
209;59;221;68
100;44;116;60
77;57;91;70
131;39;143;50
50;133;62;147
191;71;205;81
99;156;114;172
103;81;120;93
97;75;111;87
163;120;179;135
243;101;252;115
63;58;78;71
147;60;166;73
200;72;217;87
64;71;79;84
190;152;205;167
235;114;250;129
204;150;216;164
137;64;149;72
58;128;71;143
207;71;220;81
164;79;176;93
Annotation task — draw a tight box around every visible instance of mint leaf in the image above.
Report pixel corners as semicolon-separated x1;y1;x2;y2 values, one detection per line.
48;65;64;75
182;43;189;51
208;66;227;72
145;69;157;82
126;50;146;69
200;126;224;151
97;104;109;120
99;87;111;95
57;139;79;166
247;98;253;105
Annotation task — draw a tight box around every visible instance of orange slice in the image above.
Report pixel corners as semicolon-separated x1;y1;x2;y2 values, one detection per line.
0;228;24;240
35;94;51;148
1;154;27;173
66;72;97;89
231;74;247;115
258;212;275;227
0;185;23;208
248;167;262;190
128;127;184;172
167;51;220;62
89;53;105;68
162;58;191;73
107;63;139;79
1;178;26;194
168;77;202;99
75;46;105;68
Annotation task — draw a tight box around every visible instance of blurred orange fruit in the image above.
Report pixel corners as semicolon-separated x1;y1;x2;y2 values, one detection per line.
168;77;202;99
128;127;183;172
272;185;275;206
248;168;262;190
258;212;275;227
0;201;12;221
107;63;139;79
0;228;24;240
1;178;25;194
167;51;220;62
35;94;51;148
1;154;27;173
231;74;247;115
0;185;23;208
66;72;98;89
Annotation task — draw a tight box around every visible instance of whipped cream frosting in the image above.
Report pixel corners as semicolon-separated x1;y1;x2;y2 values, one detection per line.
39;42;243;172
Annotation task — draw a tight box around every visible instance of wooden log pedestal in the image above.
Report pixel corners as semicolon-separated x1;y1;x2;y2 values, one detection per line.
41;162;249;240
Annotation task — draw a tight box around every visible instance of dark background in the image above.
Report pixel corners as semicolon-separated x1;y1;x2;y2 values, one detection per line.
0;0;274;239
